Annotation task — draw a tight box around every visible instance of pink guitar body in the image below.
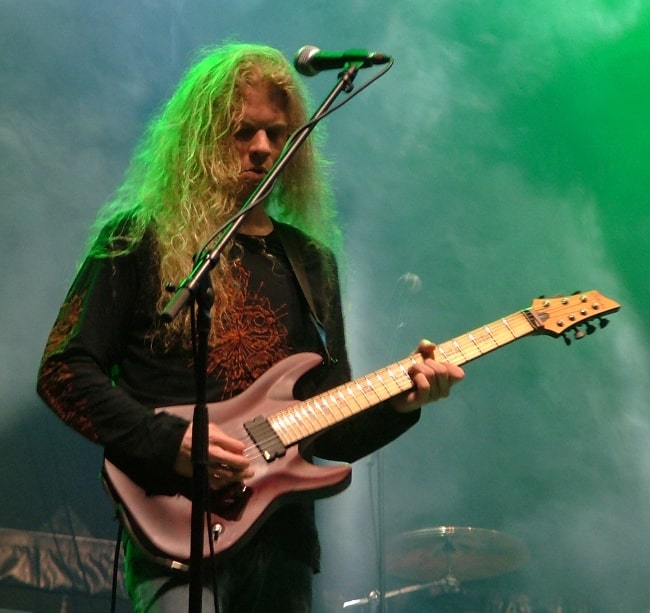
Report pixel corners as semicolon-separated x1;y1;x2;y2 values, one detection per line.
103;352;351;568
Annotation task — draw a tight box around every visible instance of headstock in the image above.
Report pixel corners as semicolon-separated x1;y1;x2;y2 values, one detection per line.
529;290;620;343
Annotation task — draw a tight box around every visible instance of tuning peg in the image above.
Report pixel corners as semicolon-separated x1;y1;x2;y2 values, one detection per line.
574;328;587;340
562;333;571;346
571;289;583;295
585;322;597;335
599;317;610;329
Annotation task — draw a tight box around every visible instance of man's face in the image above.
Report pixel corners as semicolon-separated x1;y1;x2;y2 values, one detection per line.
232;81;289;203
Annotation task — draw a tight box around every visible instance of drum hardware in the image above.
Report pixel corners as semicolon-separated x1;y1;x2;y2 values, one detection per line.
342;577;459;609
342;526;530;609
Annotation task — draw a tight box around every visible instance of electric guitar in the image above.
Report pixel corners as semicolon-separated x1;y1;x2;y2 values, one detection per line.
102;290;620;568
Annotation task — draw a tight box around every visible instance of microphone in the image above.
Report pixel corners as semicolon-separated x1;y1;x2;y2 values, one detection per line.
293;45;391;76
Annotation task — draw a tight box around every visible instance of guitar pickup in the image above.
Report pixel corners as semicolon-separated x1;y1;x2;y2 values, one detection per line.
244;415;286;462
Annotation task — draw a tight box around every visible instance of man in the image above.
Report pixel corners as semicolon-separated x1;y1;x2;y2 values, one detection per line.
37;42;464;612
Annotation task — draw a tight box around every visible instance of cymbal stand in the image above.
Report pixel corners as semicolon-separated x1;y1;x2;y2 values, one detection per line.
342;575;461;610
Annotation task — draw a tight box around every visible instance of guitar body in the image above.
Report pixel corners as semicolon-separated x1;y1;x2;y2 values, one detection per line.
103;352;352;568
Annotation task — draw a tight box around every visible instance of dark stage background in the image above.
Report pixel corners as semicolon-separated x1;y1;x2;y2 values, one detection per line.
1;1;649;611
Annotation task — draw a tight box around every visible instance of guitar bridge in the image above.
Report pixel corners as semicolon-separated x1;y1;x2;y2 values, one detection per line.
244;415;286;462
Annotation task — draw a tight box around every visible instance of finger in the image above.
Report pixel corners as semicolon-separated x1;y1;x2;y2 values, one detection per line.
209;460;255;477
417;339;437;358
208;450;251;474
207;424;246;453
411;365;451;401
209;466;254;490
206;425;250;470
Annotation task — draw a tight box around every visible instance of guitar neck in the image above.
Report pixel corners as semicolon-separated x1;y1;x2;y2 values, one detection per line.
269;308;540;447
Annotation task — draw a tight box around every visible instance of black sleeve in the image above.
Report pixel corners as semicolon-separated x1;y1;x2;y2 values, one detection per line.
36;248;188;493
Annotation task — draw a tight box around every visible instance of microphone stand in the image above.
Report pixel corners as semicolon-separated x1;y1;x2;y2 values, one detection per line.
161;64;362;613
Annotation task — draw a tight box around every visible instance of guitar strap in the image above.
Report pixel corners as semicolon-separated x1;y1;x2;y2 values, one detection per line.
275;223;335;365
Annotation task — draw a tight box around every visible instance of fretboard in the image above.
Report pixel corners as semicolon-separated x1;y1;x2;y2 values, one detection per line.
268;309;540;446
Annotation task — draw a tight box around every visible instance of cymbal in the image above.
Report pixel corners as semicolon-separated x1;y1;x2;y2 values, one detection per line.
386;526;530;582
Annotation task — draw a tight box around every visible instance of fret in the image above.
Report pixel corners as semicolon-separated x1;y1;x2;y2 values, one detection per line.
501;316;518;339
354;379;373;407
299;399;323;431
327;390;345;420
334;388;353;418
363;375;384;405
468;333;483;354
483;325;497;345
344;382;363;413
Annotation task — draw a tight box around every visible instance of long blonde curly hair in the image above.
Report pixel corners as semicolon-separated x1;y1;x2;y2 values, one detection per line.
87;42;340;346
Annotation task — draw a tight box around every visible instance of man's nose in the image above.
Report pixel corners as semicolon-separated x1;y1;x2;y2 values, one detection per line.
250;130;272;155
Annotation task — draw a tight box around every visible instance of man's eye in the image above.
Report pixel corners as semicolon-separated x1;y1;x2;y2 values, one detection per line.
267;128;287;143
234;127;255;141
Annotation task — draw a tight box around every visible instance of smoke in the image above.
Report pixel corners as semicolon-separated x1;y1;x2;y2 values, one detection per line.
1;1;649;610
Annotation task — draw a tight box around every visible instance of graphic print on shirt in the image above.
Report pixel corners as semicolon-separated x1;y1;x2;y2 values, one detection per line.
38;289;97;440
206;259;291;398
42;290;86;361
